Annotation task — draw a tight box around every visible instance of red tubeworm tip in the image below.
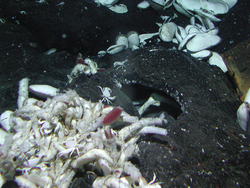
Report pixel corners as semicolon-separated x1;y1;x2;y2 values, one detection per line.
104;129;110;139
97;68;105;72
102;107;123;125
104;126;114;139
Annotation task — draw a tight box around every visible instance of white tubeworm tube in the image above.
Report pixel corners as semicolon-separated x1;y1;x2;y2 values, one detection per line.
138;126;168;136
18;78;29;109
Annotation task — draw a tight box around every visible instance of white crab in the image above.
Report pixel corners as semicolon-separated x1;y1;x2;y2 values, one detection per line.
113;59;127;70
98;86;116;105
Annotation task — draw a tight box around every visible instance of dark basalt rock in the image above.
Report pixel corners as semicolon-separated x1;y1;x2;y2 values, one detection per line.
69;46;250;187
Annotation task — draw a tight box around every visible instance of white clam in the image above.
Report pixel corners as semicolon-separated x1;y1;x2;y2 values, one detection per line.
0;128;9;145
173;2;193;18
137;0;150;9
186;33;221;52
107;44;126;54
159;22;177;42
99;0;119;6
0;110;13;132
221;0;237;8
208;52;228;73
109;4;128;14
97;50;107;58
176;0;201;12
116;34;128;49
244;88;250;104
237;102;249;132
200;0;229;15
178;33;196;50
190;50;212;60
194;9;221;22
185;25;201;34
206;27;219;35
175;26;187;43
29;84;59;98
127;31;140;50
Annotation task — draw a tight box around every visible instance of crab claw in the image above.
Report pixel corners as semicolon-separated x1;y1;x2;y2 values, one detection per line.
71;149;114;169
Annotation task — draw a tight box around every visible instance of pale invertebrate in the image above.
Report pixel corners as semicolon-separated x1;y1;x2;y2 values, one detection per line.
114;59;128;70
0;79;168;187
98;86;116;104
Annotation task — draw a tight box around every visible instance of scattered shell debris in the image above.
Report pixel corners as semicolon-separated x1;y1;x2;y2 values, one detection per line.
0;78;168;187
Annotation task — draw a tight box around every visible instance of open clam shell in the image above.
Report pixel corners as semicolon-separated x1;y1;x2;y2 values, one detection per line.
159;22;177;42
186;33;221;52
116;34;128;49
107;44;126;55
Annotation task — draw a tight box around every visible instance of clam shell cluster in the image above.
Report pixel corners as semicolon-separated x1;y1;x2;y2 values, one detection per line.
155;0;237;72
0;79;167;187
103;31;140;55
